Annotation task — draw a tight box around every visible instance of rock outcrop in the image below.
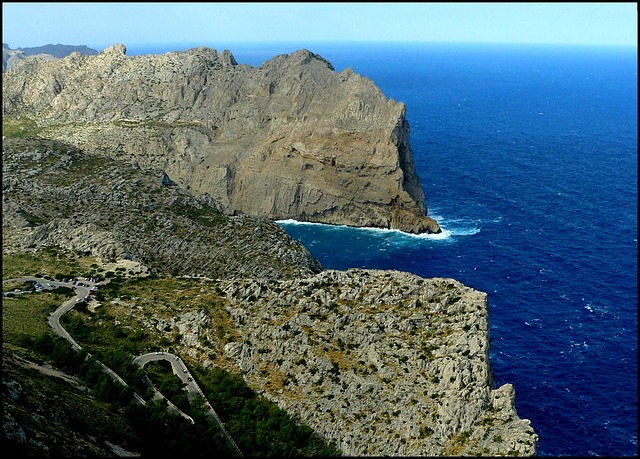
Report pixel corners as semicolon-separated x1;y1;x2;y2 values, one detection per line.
2;44;441;234
110;269;536;456
216;269;537;456
2;138;322;280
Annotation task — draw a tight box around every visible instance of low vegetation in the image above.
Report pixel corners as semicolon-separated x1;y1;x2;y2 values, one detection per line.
2;247;99;281
2;287;74;345
2;115;43;138
2;249;341;456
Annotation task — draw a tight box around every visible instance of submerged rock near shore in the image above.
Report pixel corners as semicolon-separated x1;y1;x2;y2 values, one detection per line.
2;43;440;234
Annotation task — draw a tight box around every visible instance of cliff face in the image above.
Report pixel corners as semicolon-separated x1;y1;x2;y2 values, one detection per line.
2;44;441;234
2;138;322;280
166;270;537;456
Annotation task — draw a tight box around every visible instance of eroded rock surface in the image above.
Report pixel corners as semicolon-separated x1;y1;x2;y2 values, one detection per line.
2;138;322;280
216;269;538;456
2;44;440;234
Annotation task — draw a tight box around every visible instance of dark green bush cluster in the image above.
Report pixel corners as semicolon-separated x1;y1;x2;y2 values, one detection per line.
195;367;342;456
20;332;239;456
22;321;340;456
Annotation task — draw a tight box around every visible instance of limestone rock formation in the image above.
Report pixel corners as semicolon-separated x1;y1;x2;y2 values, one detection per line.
2;44;441;234
99;269;537;456
211;270;538;455
2;137;322;280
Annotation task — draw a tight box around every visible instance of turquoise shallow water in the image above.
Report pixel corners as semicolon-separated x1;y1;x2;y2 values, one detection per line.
132;42;638;456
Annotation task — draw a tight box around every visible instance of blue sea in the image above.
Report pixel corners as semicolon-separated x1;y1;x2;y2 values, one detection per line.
127;42;638;456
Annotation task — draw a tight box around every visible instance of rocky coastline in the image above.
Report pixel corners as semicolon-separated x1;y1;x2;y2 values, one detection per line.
2;44;537;455
216;269;537;456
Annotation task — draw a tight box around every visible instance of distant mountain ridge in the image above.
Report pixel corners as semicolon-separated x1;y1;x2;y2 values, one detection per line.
2;43;98;72
5;43;98;58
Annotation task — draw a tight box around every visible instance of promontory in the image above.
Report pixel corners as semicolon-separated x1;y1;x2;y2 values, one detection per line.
2;43;441;234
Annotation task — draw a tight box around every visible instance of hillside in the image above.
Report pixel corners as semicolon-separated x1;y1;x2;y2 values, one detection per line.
2;137;321;280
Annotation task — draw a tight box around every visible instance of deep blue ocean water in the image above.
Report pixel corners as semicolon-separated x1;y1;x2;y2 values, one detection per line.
128;42;638;456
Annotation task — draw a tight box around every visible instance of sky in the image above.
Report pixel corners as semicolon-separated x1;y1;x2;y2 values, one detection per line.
2;2;637;51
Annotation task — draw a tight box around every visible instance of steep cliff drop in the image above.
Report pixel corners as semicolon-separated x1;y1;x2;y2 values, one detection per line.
2;44;441;234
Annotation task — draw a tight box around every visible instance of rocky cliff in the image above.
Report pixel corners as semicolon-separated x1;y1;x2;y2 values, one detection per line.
2;44;441;234
2;137;322;280
217;269;538;456
103;269;538;456
2;44;538;456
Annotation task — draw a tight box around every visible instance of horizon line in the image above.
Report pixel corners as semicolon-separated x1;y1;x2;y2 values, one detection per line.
7;40;636;52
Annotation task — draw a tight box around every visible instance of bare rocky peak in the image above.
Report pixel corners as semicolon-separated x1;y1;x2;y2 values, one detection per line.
2;43;441;234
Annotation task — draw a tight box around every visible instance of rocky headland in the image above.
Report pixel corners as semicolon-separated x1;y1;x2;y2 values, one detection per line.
217;269;537;455
2;43;440;234
2;44;537;456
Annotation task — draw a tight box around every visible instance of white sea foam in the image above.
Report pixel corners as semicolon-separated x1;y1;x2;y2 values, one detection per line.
276;219;314;226
276;217;480;241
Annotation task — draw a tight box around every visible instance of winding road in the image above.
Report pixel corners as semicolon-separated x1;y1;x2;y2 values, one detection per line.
132;352;242;455
3;276;243;456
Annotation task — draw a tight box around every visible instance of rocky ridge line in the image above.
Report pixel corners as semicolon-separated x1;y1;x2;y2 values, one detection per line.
2;43;97;72
2;43;441;234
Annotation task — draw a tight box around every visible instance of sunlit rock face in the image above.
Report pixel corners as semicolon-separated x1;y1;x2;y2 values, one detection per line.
2;44;440;234
219;269;538;456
